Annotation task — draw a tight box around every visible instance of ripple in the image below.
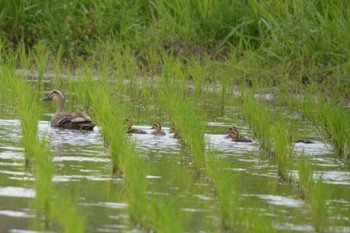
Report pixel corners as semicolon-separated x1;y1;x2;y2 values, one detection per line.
0;187;35;198
0;210;34;218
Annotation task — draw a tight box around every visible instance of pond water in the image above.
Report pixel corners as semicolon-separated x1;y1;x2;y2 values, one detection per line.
0;84;349;232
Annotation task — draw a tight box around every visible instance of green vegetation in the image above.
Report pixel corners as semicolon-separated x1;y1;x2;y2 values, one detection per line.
0;0;349;93
5;72;86;232
240;90;293;180
297;156;330;232
0;1;349;232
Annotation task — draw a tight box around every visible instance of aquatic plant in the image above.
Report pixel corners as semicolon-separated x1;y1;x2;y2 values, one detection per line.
207;151;238;230
297;156;330;232
240;90;292;180
148;198;184;233
161;92;206;169
119;145;148;226
316;97;350;159
13;76;40;167
33;42;50;88
288;86;350;159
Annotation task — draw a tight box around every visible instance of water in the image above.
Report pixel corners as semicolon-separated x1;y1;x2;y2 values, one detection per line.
1;91;350;232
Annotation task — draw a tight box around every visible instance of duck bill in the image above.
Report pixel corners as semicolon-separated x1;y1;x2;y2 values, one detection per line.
41;96;52;101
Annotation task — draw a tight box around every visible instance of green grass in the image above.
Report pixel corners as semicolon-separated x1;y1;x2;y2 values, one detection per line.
297;156;330;232
13;76;41;167
207;151;239;230
240;89;293;180
1;0;349;92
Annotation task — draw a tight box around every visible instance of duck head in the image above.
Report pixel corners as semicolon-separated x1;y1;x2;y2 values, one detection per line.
125;118;134;129
152;122;162;132
41;90;66;113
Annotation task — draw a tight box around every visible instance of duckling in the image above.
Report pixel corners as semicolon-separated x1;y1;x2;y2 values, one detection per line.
169;126;180;139
125;118;147;134
227;126;252;142
41;90;95;130
151;122;166;135
289;134;315;144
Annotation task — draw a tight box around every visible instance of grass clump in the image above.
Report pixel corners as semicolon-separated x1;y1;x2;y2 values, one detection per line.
88;82;127;172
297;156;330;232
148;198;184;233
207;149;275;232
119;145;148;225
160;91;206;169
8;72;86;232
289;87;350;159
207;151;239;230
240;90;292;180
12;75;41;167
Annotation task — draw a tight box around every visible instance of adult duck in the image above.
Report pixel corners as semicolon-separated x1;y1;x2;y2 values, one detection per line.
41;90;95;130
125;118;147;134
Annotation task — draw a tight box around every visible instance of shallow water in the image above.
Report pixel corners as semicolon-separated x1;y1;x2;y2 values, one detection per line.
1;90;350;232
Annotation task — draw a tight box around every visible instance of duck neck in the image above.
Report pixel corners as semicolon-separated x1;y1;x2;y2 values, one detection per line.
56;99;65;113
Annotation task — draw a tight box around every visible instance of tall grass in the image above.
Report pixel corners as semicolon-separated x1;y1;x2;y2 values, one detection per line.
2;1;348;82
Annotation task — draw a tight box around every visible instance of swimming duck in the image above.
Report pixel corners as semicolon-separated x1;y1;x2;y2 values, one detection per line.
41;90;95;130
289;134;314;144
125;118;147;134
227;126;252;142
151;122;166;135
169;126;180;138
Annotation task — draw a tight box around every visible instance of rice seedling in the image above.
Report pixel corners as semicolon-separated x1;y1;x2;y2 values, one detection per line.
118;144;148;227
33;42;50;88
34;136;85;233
12;76;40;167
316;97;350;159
287;85;350;159
17;42;32;70
206;150;239;230
88;84;126;172
161;92;206;169
240;89;293;180
296;156;330;232
147;198;184;233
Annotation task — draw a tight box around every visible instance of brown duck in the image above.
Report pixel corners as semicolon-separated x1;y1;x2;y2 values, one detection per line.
227;126;252;142
41;90;95;130
151;122;166;136
125;118;147;134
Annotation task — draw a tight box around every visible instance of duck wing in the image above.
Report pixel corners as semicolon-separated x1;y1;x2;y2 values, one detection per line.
55;112;95;130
